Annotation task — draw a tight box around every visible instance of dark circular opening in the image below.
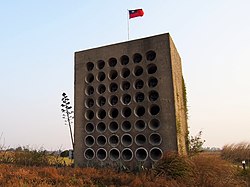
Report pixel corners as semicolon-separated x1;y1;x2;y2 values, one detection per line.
85;123;94;133
149;119;160;130
86;62;94;71
97;135;107;146
135;92;145;103
85;86;94;96
110;148;120;161
97;148;107;160
121;68;130;78
109;108;119;119
109;95;118;106
85;110;94;120
149;133;162;145
85;135;95;147
133;53;142;63
86;73;94;83
120;55;129;65
108;57;117;67
135;134;147;146
109;82;118;92
149;105;160;116
122;107;132;117
134;66;143;76
109;70;118;80
148;77;158;88
122;94;131;105
97;84;106;94
135;120;146;131
150;148;163;161
134;79;144;89
97;122;106;133
97;109;106;119
97;60;105;70
109;135;119;146
147;64;157;74
146;50;156;61
85;148;95;160
85;98;94;108
149;90;159;102
97;72;106;82
135;148;148;161
109;121;119;132
97;96;106;107
122;149;133;161
121;81;130;91
121;121;132;132
135;106;145;117
121;134;133;147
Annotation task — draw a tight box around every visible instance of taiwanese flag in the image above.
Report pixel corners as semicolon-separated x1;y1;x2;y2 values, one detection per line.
129;9;144;19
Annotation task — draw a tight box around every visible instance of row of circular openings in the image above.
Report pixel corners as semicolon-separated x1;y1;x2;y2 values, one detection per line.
85;104;160;120
85;78;158;97
85;119;160;134
86;51;157;71
84;147;163;162
85;64;157;84
85;91;159;108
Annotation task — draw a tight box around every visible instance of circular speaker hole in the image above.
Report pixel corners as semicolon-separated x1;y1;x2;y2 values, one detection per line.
109;121;119;133
121;68;130;78
150;148;163;161
147;64;157;74
96;148;107;161
149;105;160;116
121;121;132;132
109;70;118;80
135;148;148;161
109;95;118;106
134;66;143;76
110;148;120;161
85;110;94;120
121;134;133;147
85;123;94;133
85;98;94;108
85;135;95;147
108;57;117;67
122;94;131;105
97;84;106;94
135;106;145;117
109;108;119;119
148;77;158;88
109;82;118;92
86;62;94;71
84;148;95;160
97;60;105;70
121;81;130;91
149;119;160;130
97;96;106;107
134;79;144;89
97;135;107;146
135;134;147;146
97;72;106;82
121;55;129;65
97;122;106;133
135;120;146;131
109;135;119;146
85;86;94;96
133;53;142;63
135;92;145;103
122;107;132;117
149;90;159;102
149;133;162;146
86;73;94;83
121;148;133;161
146;50;156;61
97;109;106;120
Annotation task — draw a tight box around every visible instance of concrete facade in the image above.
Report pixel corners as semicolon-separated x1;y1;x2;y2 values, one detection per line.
74;33;188;169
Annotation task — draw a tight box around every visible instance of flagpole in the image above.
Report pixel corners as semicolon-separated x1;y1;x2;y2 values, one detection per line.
127;10;129;40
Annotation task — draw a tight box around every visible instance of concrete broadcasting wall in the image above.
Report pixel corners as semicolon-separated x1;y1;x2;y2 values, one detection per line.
74;33;188;169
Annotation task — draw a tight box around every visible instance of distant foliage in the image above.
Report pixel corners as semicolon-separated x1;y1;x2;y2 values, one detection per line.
188;131;205;155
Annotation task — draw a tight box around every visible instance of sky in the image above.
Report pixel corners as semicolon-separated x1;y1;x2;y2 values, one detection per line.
0;1;250;150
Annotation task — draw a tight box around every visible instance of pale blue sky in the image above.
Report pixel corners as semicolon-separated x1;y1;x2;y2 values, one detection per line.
0;1;249;150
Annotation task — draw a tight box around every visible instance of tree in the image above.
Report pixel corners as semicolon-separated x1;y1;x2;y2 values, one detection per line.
61;93;74;149
188;131;205;155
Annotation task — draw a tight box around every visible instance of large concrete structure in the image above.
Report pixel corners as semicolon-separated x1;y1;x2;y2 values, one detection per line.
74;33;188;169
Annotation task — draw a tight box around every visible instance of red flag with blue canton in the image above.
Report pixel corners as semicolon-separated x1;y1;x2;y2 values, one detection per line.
129;9;144;19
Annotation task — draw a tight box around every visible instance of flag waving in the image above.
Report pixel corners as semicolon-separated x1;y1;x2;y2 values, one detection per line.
129;9;144;19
